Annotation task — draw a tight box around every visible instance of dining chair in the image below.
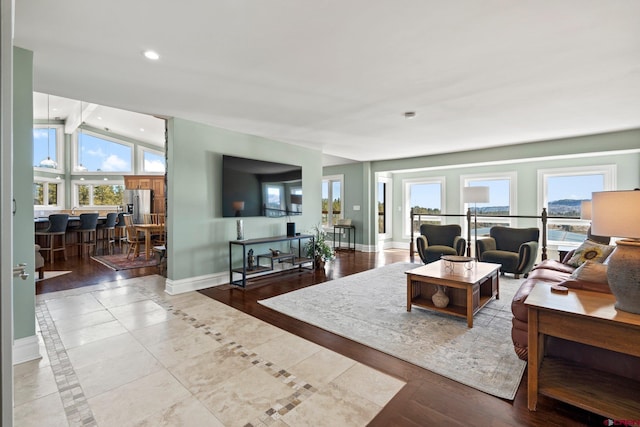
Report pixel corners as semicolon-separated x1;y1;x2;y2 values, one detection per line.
123;214;144;259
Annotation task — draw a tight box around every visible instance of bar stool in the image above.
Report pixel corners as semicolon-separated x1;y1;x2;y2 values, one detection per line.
35;214;69;264
114;212;127;248
96;212;118;255
74;213;99;258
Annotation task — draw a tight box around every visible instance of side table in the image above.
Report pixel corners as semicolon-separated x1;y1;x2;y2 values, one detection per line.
333;225;355;251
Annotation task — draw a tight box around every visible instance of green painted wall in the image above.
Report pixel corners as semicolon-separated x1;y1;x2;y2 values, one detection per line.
13;47;35;340
325;130;640;247
166;118;322;281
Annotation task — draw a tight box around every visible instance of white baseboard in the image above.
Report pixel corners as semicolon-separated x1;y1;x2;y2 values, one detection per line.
165;271;229;295
13;335;41;365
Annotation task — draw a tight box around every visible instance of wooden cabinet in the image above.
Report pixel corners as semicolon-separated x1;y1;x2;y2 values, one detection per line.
123;175;166;214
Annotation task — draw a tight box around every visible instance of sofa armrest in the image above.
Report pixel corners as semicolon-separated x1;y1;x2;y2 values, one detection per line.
476;237;496;258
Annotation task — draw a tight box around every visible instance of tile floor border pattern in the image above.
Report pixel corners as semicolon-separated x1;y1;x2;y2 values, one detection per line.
35;281;324;426
35;302;97;427
140;286;321;426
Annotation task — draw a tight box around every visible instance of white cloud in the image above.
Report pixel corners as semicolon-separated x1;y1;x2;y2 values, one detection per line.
101;155;128;171
144;159;165;172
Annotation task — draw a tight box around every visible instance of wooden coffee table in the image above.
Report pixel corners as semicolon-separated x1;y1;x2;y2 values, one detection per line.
405;260;500;327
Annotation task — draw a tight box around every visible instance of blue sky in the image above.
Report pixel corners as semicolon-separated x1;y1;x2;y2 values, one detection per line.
34;128;165;172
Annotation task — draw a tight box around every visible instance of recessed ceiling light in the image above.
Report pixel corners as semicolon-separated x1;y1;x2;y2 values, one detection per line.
139;128;145;132
143;50;160;60
97;116;102;120
404;111;417;119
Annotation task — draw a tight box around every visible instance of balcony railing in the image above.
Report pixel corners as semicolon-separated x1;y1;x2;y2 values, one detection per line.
410;208;580;262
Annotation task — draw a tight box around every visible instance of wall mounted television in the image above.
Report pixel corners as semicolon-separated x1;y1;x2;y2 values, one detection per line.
222;155;302;218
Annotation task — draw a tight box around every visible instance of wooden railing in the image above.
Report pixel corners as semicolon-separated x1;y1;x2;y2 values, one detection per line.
410;208;562;262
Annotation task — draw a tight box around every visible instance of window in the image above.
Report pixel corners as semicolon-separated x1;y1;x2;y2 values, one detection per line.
76;131;132;173
322;175;343;227
33;178;62;207
539;165;615;244
377;175;392;237
141;148;166;173
462;173;516;238
264;184;284;217
33;125;62;170
74;181;125;207
405;178;444;235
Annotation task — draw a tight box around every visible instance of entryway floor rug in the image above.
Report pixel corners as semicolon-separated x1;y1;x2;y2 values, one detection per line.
91;254;158;271
259;262;527;400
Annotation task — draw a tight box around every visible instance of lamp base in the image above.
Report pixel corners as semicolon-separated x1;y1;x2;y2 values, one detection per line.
606;239;640;314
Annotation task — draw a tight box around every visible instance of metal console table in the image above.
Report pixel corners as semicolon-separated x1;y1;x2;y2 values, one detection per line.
229;234;314;288
333;225;356;251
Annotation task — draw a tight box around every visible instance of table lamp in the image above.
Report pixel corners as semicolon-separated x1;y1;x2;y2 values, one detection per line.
591;190;640;314
232;201;245;217
463;186;490;260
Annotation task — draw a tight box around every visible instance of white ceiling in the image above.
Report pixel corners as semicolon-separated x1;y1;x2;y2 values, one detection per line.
15;1;640;165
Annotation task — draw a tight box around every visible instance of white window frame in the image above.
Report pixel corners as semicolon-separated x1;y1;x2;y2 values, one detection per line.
33;124;64;173
377;175;392;239
33;176;65;209
73;129;134;175
461;172;517;238
322;174;344;230
403;177;445;238
72;179;126;208
538;164;616;246
138;145;166;174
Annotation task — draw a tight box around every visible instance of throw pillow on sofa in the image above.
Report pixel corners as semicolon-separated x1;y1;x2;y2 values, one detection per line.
566;240;614;267
569;260;609;284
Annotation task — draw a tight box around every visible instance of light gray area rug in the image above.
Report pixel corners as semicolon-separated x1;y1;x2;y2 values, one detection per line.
259;262;527;400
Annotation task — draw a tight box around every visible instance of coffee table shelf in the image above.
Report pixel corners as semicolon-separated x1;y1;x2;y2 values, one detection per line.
405;260;500;328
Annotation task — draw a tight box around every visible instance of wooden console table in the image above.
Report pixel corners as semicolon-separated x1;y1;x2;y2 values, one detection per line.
229;234;314;288
526;283;640;419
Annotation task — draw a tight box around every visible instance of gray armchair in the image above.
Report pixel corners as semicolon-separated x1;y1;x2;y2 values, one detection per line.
416;224;466;264
477;226;539;278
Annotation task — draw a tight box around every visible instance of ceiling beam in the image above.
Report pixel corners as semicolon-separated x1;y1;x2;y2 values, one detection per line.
64;102;97;134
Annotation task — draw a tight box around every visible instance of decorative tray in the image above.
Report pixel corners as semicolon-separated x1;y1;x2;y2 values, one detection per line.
441;255;474;263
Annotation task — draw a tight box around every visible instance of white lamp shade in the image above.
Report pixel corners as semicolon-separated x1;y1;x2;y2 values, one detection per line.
591;190;640;239
580;200;592;220
463;186;490;203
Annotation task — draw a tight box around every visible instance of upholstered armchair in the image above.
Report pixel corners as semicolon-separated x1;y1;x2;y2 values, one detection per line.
477;226;539;278
416;224;466;264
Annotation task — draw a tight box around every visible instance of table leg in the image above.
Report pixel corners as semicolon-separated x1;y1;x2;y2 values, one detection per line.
466;286;473;328
406;276;412;312
145;229;152;260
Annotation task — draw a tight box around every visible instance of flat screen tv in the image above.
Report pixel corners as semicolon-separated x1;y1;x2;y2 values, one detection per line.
222;155;302;218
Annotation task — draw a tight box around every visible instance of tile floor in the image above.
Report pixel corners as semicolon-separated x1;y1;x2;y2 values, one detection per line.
15;275;405;426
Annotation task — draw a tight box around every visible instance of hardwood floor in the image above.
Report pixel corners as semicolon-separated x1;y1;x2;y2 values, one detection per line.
37;249;607;426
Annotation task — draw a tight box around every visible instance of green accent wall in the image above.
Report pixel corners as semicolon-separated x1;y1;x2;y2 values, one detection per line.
166;118;322;281
13;47;35;340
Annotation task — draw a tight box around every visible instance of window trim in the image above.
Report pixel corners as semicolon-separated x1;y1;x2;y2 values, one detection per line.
403;177;445;238
73;128;134;175
33;176;65;209
322;174;344;229
33;124;64;173
538;164;616;245
138;145;166;174
461;172;517;237
71;179;125;208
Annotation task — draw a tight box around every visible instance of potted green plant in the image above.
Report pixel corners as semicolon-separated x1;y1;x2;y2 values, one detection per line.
305;224;335;269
